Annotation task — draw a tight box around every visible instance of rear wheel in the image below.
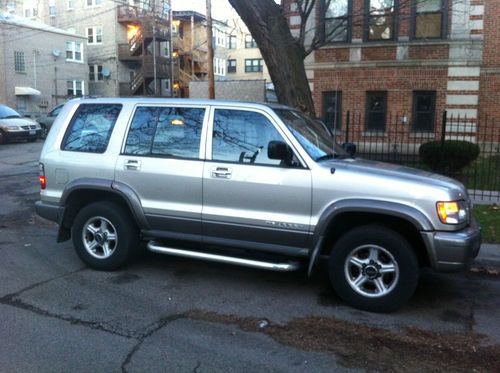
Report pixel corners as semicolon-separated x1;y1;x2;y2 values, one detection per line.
329;225;419;313
72;201;139;270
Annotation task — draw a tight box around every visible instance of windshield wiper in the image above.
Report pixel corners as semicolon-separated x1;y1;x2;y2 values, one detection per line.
315;153;337;162
3;115;21;119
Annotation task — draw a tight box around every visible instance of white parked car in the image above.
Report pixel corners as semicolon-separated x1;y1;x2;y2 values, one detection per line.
0;105;42;144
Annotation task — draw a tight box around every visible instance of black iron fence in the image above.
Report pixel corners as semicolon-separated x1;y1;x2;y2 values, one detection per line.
328;111;500;202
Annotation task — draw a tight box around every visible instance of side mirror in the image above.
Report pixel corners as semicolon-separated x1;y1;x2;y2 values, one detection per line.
268;141;293;164
342;142;357;157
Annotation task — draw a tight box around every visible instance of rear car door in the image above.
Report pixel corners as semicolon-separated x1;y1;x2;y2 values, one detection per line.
114;104;208;242
202;107;312;254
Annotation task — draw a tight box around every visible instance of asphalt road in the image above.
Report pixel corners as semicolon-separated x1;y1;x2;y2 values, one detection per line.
1;141;499;372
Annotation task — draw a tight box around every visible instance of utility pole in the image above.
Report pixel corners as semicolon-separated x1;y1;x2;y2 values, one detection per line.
152;0;157;95
206;0;215;99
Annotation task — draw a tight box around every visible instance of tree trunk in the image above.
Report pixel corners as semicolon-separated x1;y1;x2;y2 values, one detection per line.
228;0;315;116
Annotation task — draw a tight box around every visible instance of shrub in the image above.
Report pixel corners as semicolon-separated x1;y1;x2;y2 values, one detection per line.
419;140;480;174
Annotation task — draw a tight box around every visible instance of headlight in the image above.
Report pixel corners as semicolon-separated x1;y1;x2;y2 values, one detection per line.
5;126;21;131
436;201;468;224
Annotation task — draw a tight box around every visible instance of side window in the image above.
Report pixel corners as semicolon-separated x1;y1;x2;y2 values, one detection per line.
212;109;285;166
124;106;205;159
61;104;121;153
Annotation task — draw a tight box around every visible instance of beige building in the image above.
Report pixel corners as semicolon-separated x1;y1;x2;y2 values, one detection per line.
223;16;270;82
8;0;172;97
171;10;271;98
0;14;87;115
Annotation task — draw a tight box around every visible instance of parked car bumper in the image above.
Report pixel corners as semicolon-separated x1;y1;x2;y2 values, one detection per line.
421;218;481;272
3;129;41;142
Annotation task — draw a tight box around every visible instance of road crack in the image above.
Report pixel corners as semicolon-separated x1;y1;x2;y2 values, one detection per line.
0;267;139;339
121;313;187;373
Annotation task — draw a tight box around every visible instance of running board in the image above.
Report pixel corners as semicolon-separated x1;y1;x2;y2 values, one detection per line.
147;241;301;272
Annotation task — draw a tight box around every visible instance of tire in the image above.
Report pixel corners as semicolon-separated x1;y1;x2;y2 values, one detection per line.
0;130;6;145
329;225;419;313
71;201;139;271
40;125;48;139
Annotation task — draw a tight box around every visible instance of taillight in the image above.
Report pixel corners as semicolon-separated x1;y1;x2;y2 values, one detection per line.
39;163;46;190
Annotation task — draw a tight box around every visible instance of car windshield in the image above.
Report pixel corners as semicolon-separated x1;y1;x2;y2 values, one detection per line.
274;109;348;161
0;105;22;119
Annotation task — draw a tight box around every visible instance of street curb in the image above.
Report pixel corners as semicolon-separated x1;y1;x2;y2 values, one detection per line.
475;243;500;266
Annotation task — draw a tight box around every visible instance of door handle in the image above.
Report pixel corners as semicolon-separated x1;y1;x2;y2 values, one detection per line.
211;167;232;179
125;160;141;171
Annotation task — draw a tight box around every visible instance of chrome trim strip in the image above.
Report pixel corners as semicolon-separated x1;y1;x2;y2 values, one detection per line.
147;241;301;272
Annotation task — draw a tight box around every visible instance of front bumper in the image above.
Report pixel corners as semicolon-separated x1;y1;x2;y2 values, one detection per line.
421;219;481;272
3;129;41;142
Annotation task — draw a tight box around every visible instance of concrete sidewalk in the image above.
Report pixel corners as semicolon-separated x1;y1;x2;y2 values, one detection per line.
476;243;500;265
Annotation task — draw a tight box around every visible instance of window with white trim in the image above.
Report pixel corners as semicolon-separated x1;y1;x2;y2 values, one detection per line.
67;80;84;96
86;0;101;7
160;41;170;58
66;41;83;62
67;0;74;10
49;0;56;16
14;51;25;73
214;57;226;76
89;65;103;81
86;26;103;44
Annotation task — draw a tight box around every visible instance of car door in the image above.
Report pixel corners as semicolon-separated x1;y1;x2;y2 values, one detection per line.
114;104;208;242
202;106;312;254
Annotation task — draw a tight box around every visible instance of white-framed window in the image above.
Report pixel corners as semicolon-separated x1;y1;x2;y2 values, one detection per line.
160;41;170;58
89;65;103;81
14;51;25;73
86;0;101;7
213;28;226;48
86;26;103;44
67;80;84;96
214;57;226;76
49;0;56;16
67;0;74;10
7;1;16;14
24;8;37;17
66;41;83;62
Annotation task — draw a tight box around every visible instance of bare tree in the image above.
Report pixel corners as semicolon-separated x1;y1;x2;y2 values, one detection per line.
227;0;457;115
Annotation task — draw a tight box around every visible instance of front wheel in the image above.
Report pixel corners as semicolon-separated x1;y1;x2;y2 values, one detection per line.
329;225;419;313
71;201;139;270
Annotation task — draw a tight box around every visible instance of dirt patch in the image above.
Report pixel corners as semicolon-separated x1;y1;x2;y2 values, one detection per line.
187;310;500;372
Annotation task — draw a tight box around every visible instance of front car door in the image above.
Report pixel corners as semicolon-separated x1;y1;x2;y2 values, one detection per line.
202;106;312;255
114;104;208;242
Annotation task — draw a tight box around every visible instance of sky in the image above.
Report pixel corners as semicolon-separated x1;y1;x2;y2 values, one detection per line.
171;0;237;21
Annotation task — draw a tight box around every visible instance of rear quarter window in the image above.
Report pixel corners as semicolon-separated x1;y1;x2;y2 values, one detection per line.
61;104;122;153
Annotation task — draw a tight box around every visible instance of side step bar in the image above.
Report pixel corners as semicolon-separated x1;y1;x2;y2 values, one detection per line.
147;241;301;272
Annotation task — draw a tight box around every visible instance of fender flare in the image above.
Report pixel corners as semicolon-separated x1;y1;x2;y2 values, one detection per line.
307;199;433;276
59;178;149;233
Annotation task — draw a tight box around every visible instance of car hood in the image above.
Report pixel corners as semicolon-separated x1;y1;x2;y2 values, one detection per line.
320;157;468;200
0;117;38;128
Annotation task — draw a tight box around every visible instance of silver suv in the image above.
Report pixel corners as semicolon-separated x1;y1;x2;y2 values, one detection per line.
35;98;481;312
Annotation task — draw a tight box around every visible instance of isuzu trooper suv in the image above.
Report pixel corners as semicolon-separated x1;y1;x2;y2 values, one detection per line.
35;98;481;312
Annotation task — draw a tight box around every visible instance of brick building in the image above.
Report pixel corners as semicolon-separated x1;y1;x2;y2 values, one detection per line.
285;0;497;142
0;14;87;115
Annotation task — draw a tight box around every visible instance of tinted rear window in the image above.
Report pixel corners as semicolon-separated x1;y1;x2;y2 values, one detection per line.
62;104;121;153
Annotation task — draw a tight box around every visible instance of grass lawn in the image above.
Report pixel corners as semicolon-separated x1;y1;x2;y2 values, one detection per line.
474;204;500;243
